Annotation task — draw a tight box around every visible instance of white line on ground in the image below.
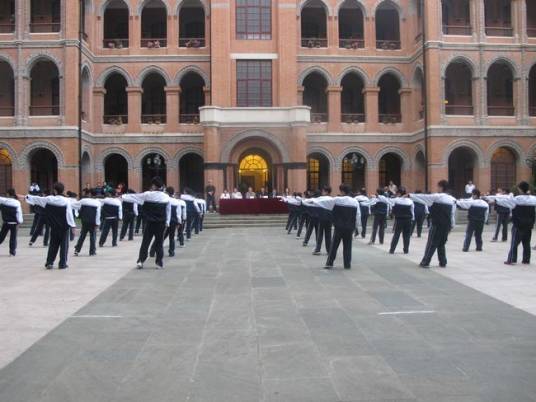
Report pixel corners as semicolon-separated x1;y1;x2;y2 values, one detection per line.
378;310;436;316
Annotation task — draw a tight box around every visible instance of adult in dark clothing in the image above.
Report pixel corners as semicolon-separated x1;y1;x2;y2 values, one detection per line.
29;192;50;247
457;189;489;252
302;191;321;247
151;187;181;257
0;189;23;256
355;190;370;239
72;191;101;256
387;187;415;255
491;188;510;242
368;190;390;245
181;189;201;240
99;194;122;247
411;191;428;238
205;180;217;213
120;190;138;241
311;186;333;256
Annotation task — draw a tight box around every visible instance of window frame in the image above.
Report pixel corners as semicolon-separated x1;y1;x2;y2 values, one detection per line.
236;60;272;107
236;0;272;40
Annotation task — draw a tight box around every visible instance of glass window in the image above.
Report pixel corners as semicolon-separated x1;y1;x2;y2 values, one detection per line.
236;0;271;40
236;60;272;107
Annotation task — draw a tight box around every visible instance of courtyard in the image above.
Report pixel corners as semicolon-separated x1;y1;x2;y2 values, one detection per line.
0;225;536;401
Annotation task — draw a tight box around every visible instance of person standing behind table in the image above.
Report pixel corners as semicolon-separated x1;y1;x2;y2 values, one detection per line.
411;190;429;238
465;180;475;198
220;189;231;200
181;189;201;240
99;192;122;247
355;189;370;239
245;187;256;199
231;188;243;199
120;189;138;241
368;189;391;245
311;186;333;256
205;180;217;213
387;187;414;255
122;177;171;269
72;190;101;256
176;196;187;248
25;182;76;270
318;184;361;270
491;188;510;242
410;180;457;269
0;189;23;256
485;181;536;265
456;189;489;253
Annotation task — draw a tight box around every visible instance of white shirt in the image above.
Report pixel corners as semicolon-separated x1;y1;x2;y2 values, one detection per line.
386;197;415;221
456;198;490;222
122;191;171;226
465;184;475;194
180;194;202;214
25;194;76;228
485;194;536;210
169;197;182;224
177;199;187;221
70;198;102;225
231;192;243;199
0;197;23;224
410;193;457;228
220;192;231;199
101;197;123;220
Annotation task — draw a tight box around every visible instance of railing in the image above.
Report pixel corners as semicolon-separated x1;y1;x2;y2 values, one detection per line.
301;38;328;48
376;40;401;50
179;114;200;124
141;38;167;48
528;27;536;37
445;105;474;115
142;114;166;124
485;26;513;36
311;113;328;123
0;107;14;117
379;113;401;123
103;115;128;125
530;107;536;116
30;22;61;33
443;25;472;35
103;38;129;49
339;38;364;49
179;37;205;48
30;105;59;115
341;113;365;123
488;105;515;116
0;23;15;33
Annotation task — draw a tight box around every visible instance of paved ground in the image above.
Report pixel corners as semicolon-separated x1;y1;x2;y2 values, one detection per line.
1;225;536;402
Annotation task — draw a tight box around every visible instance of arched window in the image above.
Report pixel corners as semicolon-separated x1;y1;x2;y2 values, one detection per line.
378;73;401;123
30;0;61;32
141;0;167;47
307;152;330;190
179;153;204;193
0;62;14;116
30;60;60;116
179;0;206;47
0;148;12;195
529;65;536;117
301;0;327;48
491;147;516;192
103;0;129;48
30;149;58;191
104;153;129;188
302;72;328;122
342;152;366;191
528;0;536;37
104;73;128;124
379;153;402;187
448;147;477;197
180;72;205;123
487;62;514;116
142;153;167;190
442;0;471;35
376;1;400;49
341;73;365;123
0;1;15;33
484;0;512;36
445;61;473;115
338;0;364;49
141;73;167;124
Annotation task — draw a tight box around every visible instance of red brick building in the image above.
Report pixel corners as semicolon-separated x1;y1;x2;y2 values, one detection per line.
0;0;535;198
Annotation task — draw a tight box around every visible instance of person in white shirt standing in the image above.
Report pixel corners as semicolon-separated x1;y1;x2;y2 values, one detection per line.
464;180;475;198
456;189;489;252
0;189;23;256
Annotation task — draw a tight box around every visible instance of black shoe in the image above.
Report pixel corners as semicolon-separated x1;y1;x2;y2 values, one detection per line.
504;261;515;265
323;264;333;270
491;239;498;243
149;251;155;258
476;249;482;252
169;252;175;257
419;263;430;269
312;251;321;256
403;250;408;254
344;266;351;270
9;253;15;257
59;265;68;270
155;262;164;270
302;242;308;247
99;243;103;248
90;253;96;256
28;242;33;247
45;263;53;270
522;261;530;265
389;250;394;254
74;250;79;256
462;249;468;252
439;264;446;268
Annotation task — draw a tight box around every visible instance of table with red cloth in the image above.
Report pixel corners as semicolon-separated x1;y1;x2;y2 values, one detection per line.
219;198;289;215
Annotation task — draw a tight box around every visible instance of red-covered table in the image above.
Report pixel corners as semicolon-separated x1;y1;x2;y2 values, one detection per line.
219;198;289;215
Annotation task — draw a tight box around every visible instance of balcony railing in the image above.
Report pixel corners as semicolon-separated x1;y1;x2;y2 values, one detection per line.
379;113;401;123
103;38;129;49
376;40;401;50
103;115;128;125
0;23;15;33
301;38;328;48
311;113;328;123
142;114;166;124
30;105;59;116
141;38;167;48
0;107;14;117
30;22;61;33
339;38;364;49
488;105;515;116
179;37;205;48
443;25;472;35
445;105;474;115
485;26;513;36
179;114;200;124
528;27;536;37
342;113;365;123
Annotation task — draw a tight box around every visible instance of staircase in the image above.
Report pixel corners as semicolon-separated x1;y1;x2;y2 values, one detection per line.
203;214;288;229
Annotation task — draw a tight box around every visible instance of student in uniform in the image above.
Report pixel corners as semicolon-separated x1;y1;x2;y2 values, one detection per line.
368;189;390;245
411;190;428;238
0;189;23;256
72;190;101;256
181;188;201;240
491;188;510;242
410;180;456;269
312;184;360;270
28;191;50;247
302;191;320;247
99;193;122;247
387;187;414;255
150;187;181;257
120;189;138;241
284;195;301;234
26;182;76;269
196;197;206;232
355;189;370;239
312;186;333;256
135;206;144;235
122;177;171;269
176;196;187;248
456;189;489;252
486;181;536;265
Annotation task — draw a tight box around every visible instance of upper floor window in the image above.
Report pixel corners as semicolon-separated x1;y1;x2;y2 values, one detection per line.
0;0;15;33
236;0;271;40
30;0;61;33
236;60;272;107
442;0;471;35
484;0;512;36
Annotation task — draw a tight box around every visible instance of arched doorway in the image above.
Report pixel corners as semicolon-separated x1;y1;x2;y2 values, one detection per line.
0;148;12;195
307;152;330;190
379;153;402;188
448;147;477;197
142;153;167;190
415;150;426;191
238;152;271;192
341;152;367;192
491;147;516;192
30;149;58;191
179;153;204;193
104;153;128;188
81;152;91;187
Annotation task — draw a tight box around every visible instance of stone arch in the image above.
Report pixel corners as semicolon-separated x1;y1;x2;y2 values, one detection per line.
95;147;134;171
136;65;172;86
96;66;133;87
19;142;65;170
134;147;171;167
442;139;485;168
412;64;423;83
81;62;93;82
172;146;204;167
336;66;370;86
336;146;374;170
176;0;209;16
298;0;332;17
486;140;524;165
98;0;132;16
0;54;16;73
485;57;520;80
25;53;63;78
441;55;478;79
298;66;334;86
375;146;410;171
175;66;209;87
220;130;290;163
307;146;336;172
334;0;367;17
371;0;405;19
373;67;407;87
414;143;426;158
136;0;171;15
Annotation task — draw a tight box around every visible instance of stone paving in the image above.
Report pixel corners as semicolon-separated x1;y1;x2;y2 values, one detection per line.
0;226;536;402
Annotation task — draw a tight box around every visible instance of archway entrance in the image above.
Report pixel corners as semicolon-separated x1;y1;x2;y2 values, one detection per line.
448;147;477;198
0;148;12;195
30;149;58;191
238;153;271;192
491;147;516;192
142;153;167;190
341;152;367;192
104;153;128;188
179;153;204;193
379;153;402;188
307;152;330;190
